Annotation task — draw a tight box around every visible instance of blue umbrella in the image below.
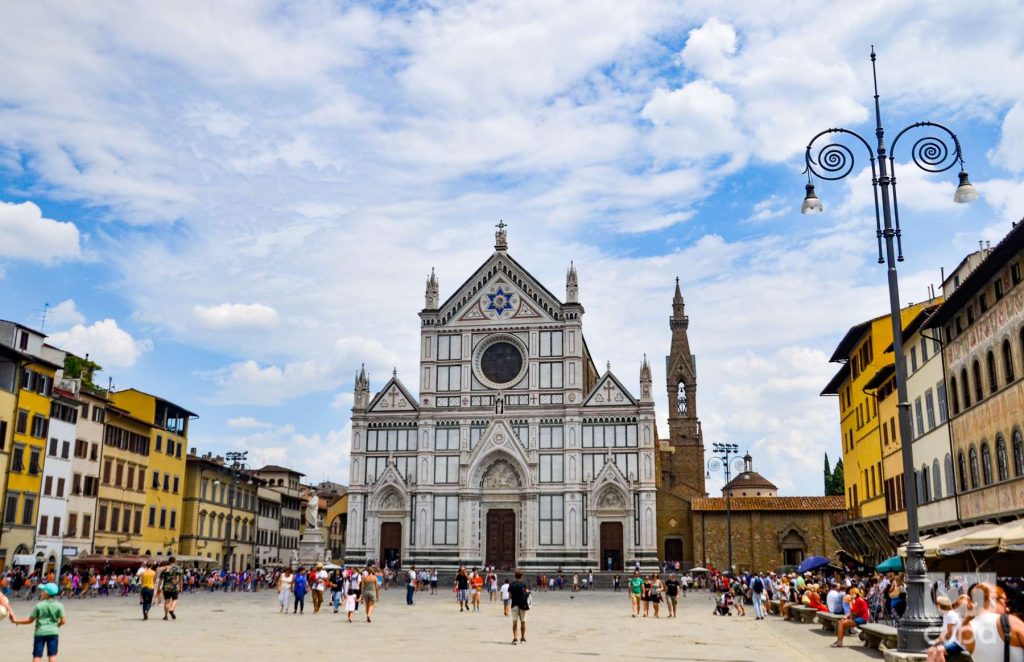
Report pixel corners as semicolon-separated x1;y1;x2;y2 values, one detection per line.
797;556;833;574
875;556;903;573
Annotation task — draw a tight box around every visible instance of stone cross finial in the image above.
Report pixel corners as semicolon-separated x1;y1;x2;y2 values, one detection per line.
495;220;508;251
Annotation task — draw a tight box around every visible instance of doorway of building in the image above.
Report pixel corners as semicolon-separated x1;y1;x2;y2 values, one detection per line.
664;538;683;567
380;522;402;568
601;521;623;571
486;509;516;570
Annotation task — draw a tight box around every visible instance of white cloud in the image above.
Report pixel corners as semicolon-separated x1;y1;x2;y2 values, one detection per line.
0;200;81;263
331;391;354;410
193;302;280;330
48;319;152;368
46;299;85;327
679;17;737;79
744;195;789;223
990;101;1024;173
226;416;272;429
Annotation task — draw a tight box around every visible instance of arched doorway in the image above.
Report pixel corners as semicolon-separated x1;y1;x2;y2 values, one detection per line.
779;527;807;566
486;509;516;570
380;522;402;569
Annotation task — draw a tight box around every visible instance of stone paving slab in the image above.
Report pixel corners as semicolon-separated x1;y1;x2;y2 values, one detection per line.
0;588;887;661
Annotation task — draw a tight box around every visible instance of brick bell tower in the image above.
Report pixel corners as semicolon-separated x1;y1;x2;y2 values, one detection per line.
657;277;706;568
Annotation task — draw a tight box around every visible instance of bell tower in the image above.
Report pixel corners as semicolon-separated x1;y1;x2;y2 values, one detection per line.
667;278;701;448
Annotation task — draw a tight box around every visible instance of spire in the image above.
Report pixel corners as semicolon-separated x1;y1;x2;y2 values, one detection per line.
353;363;370;410
667;277;700;447
425;267;439;309
743;452;753;473
639;354;653;403
566;260;579;303
672;276;686;321
495;220;508;251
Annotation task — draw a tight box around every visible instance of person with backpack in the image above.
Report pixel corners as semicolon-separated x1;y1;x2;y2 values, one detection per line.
508;569;530;645
751;573;766;620
956;583;1024;662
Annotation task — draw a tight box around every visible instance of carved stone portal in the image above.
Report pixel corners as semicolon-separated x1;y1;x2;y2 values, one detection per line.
381;490;404;511
597;489;626;509
481;460;522;489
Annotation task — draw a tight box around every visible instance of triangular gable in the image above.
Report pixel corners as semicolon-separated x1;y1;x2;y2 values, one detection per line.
583;370;637;407
369;462;409;510
368;376;419;413
437;252;564;327
590;456;632;493
466;419;533;488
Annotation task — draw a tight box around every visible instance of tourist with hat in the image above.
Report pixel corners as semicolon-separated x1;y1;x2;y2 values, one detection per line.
10;581;66;661
831;587;870;648
926;594;968;661
312;563;328;614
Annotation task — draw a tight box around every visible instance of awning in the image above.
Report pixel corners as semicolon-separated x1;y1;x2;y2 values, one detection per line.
172;555;216;564
13;554;37;566
997;519;1024;551
939;522;1006;556
898;522;1001;558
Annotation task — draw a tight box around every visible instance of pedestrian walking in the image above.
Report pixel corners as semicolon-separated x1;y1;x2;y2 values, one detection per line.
455;566;470;612
751;573;765;620
11;582;65;661
312;564;328;613
139;563;156;621
277;568;294;614
500;578;511;616
664;574;680;618
406;565;416;606
344;587;357;623
508;570;530;645
293;567;307;614
158;557;183;621
629;570;643;618
362;567;380;623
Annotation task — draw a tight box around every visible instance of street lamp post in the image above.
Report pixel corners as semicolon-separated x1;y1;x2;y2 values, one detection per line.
706;442;744;573
223;451;248;573
801;48;978;652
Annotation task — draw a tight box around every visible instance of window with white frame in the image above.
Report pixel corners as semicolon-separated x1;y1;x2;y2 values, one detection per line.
434;456;459;484
539;454;564;483
539;425;564;448
469;425;486;450
539;362;563;389
436;365;461;391
433;496;458;545
437;335;462;361
582;423;637;448
582;452;638;481
367;428;416;452
434;427;460;450
511;423;529;447
539;331;563;357
394;456;416;482
365;456;388;484
539;495;564;545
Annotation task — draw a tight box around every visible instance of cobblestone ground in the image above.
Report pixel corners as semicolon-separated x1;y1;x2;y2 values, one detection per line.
0;587;887;661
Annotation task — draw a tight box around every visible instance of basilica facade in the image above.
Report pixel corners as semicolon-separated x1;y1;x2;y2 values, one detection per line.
344;225;660;571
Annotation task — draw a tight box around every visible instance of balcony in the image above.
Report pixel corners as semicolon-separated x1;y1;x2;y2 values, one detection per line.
830;503;861;527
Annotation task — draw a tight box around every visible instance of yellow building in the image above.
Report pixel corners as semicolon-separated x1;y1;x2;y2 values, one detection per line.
865;365;907;536
2;348;59;567
821;302;930;563
180;451;258;571
110;389;195;559
0;344;27;570
94;404;151;555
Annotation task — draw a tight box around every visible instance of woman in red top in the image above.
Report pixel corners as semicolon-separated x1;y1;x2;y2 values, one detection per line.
806;585;828;612
832;587;870;647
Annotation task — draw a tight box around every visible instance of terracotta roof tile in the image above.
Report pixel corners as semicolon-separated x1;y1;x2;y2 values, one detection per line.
692;496;846;512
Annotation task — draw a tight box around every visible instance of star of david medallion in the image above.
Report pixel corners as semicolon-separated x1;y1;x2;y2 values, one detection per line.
486;287;514;317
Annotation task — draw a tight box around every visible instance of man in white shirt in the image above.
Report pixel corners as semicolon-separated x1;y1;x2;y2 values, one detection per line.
312;564;329;614
407;565;417;606
826;584;844;614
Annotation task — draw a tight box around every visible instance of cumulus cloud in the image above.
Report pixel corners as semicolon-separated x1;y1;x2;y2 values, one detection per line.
46;299;85;327
193;302;280;330
48;319;152;368
0;200;81;263
990;101;1024;173
226;416;272;429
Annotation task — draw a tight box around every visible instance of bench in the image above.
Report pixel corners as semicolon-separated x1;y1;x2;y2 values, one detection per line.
817;612;844;632
790;605;819;624
859;623;898;650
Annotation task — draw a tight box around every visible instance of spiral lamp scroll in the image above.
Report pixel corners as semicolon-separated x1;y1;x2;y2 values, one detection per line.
809;141;857;181
910;135;957;173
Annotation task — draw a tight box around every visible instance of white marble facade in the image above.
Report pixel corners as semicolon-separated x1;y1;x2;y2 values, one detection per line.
344;226;659;571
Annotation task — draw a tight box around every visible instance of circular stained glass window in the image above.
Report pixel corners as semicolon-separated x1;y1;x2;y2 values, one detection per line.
480;341;524;385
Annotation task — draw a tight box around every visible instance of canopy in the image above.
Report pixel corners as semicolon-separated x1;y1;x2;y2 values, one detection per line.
898;522;1002;558
689;567;710;573
997;519;1024;551
322;563;342;570
797;556;832;574
69;555;151;570
876;556;903;573
938;522;1005;556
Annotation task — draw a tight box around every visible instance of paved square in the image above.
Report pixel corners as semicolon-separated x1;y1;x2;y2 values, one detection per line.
1;588;887;661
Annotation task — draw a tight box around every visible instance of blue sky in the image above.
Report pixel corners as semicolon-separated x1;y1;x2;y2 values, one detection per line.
2;1;1023;491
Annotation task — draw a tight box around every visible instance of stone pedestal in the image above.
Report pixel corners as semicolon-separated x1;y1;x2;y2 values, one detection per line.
296;529;326;568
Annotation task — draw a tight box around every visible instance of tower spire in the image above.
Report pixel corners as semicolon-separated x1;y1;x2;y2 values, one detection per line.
667;278;700;445
566;260;579;303
425;267;439;309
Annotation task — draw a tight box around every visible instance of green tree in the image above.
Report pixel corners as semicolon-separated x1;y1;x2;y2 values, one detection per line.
828;458;846;496
824;453;833;494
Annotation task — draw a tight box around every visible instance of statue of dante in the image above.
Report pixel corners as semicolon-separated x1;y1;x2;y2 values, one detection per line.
305;490;319;528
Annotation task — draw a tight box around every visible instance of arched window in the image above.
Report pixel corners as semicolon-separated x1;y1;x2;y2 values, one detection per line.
968;446;979;489
981;442;993;486
945;453;955;496
921;465;931;503
1004;339;1016;383
961;368;971;409
973;360;984;403
996;436;1009;481
932;459;942;499
987;351;998;394
1015;430;1024;477
951;376;960;414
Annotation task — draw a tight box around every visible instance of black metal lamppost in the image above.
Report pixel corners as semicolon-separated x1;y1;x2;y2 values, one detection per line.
801;47;978;651
223;450;248;573
706;442;744;573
